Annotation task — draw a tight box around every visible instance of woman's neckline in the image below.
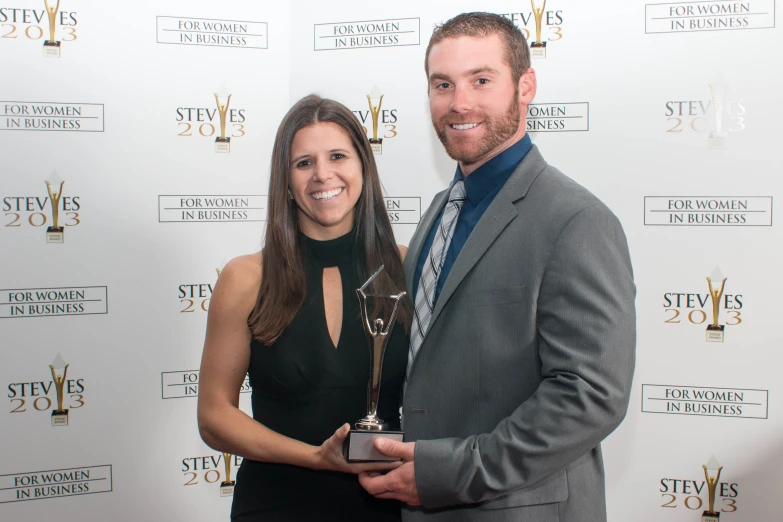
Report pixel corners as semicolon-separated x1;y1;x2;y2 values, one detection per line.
300;228;357;267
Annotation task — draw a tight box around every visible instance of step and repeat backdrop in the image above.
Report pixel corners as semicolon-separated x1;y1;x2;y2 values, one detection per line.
1;1;780;521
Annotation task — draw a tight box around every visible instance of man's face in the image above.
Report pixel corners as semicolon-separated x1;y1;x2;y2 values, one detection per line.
427;34;523;168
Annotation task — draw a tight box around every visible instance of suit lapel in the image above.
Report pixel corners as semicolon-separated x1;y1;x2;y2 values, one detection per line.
407;145;548;378
428;196;517;327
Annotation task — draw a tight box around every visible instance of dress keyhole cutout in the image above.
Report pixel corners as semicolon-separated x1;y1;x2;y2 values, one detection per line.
322;267;343;349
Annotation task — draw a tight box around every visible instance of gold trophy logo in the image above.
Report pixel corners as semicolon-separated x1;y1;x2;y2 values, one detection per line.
50;354;69;426
43;0;61;58
530;0;547;58
701;456;723;521
214;84;232;153
216;258;229;278
44;171;65;243
219;452;236;496
366;86;384;155
706;266;727;342
708;77;728;149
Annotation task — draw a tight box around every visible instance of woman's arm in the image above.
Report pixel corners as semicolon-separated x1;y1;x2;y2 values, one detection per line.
197;254;399;473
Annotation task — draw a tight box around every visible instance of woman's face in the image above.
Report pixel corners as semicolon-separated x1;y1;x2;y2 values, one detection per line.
289;122;363;240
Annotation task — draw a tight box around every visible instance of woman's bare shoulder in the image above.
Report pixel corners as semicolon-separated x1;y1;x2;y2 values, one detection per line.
214;253;262;312
223;252;262;279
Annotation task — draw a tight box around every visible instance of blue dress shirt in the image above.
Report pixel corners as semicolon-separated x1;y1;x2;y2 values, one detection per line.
413;135;533;304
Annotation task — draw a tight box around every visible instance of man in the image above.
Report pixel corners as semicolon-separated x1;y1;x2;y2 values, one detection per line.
359;12;636;522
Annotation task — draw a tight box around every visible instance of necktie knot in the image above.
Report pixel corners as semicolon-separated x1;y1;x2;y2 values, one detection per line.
448;180;467;204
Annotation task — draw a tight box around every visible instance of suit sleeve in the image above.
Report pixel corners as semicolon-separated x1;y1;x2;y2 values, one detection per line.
413;204;637;508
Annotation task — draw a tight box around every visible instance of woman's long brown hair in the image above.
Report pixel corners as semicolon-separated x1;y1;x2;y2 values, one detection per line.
248;94;412;345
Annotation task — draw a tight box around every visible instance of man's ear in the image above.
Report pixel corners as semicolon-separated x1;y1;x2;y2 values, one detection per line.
519;67;537;106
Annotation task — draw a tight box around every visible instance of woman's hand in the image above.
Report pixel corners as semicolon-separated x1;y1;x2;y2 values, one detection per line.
313;424;403;474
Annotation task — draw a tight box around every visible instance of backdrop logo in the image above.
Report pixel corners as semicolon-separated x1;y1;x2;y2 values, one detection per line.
664;79;745;148
644;197;773;227
352;88;397;154
500;1;564;59
1;102;104;131
314;18;420;51
43;170;64;241
179;269;220;313
0;465;112;503
158;195;267;223
176;87;245;153
384;197;420;224
0;1;79;58
658;458;739;517
1;286;108;318
3;172;82;242
7;354;86;425
646;0;775;33
526;102;588;132
156;16;268;49
642;384;768;419
663;267;742;341
161;370;251;399
182;452;241;496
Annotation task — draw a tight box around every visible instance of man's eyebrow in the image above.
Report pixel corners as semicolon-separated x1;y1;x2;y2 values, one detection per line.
428;73;451;83
429;67;500;83
466;66;499;76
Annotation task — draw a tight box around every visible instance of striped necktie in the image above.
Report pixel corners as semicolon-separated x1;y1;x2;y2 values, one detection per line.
407;180;467;378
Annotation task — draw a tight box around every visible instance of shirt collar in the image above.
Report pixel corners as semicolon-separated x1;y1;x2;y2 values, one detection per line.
453;134;533;205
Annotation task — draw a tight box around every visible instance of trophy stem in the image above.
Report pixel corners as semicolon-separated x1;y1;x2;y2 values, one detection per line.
357;291;404;424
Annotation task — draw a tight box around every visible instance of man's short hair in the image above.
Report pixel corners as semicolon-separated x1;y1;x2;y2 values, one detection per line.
425;12;531;83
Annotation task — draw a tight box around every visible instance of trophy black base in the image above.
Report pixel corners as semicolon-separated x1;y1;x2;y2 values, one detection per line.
706;324;725;342
215;137;231;153
369;138;382;155
43;40;61;58
702;510;720;522
219;481;235;497
51;409;69;426
46;226;64;243
530;42;546;59
342;430;403;462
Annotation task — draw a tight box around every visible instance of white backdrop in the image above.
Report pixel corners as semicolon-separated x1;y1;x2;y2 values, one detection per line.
1;1;781;521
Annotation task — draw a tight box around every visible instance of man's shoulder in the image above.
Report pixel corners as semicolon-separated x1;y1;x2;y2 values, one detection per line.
526;162;614;221
537;164;605;208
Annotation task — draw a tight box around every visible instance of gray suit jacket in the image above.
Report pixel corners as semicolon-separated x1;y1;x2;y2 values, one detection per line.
402;145;636;522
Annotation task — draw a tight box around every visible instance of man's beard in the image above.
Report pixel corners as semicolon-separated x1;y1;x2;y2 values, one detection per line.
433;92;521;164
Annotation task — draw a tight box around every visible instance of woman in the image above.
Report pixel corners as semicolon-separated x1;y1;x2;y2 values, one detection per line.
197;94;412;521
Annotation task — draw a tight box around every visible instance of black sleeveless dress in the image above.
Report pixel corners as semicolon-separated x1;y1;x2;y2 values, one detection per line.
230;230;406;521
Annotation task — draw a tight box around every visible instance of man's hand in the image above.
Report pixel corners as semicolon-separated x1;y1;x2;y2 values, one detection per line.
358;438;421;506
314;424;402;474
